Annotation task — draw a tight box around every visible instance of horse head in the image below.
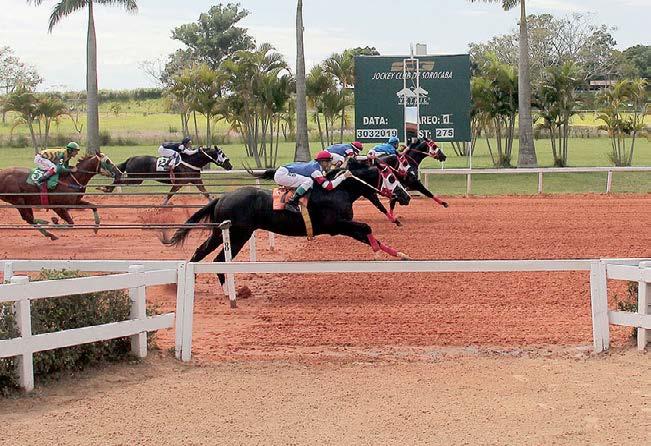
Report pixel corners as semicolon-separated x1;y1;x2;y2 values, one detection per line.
76;151;119;178
408;138;446;163
202;146;233;170
346;158;411;205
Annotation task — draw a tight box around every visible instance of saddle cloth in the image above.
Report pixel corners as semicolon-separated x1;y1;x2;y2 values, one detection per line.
26;168;59;190
271;187;313;240
155;157;174;172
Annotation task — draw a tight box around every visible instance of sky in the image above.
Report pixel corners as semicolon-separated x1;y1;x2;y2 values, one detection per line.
1;0;649;91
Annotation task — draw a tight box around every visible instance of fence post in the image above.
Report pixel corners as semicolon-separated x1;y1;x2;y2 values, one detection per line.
249;231;257;262
606;170;613;193
128;265;147;358
11;276;33;392
638;261;650;351
219;220;237;308
538;172;544;194
268;231;276;251
423;172;429;191
466;173;472;196
174;262;186;360
180;262;195;362
590;260;610;353
3;261;13;283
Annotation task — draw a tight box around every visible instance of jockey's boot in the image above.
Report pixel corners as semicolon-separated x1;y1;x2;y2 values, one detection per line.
284;186;308;213
36;168;56;187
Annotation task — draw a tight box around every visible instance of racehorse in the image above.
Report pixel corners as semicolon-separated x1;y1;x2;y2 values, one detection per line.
100;146;233;204
0;151;119;240
247;158;405;226
162;160;412;287
374;138;448;215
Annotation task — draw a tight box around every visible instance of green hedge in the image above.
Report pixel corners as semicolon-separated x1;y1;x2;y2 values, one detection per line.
0;269;157;395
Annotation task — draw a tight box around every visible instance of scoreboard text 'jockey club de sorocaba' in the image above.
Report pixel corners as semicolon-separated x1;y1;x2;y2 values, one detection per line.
354;54;471;143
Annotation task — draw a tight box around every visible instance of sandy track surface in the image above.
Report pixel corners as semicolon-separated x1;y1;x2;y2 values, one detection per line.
1;351;649;446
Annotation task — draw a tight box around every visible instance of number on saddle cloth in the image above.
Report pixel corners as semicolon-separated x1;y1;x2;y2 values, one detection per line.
156;157;173;172
27;168;59;190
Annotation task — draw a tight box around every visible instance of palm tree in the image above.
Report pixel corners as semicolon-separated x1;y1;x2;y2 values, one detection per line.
324;52;354;142
469;0;537;167
294;0;310;162
28;1;138;154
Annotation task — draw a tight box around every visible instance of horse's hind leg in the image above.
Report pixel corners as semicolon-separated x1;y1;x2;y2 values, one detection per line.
163;185;183;205
19;207;58;240
192;180;211;201
190;230;223;263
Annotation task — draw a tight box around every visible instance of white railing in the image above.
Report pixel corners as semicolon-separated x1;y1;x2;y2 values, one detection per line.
419;166;651;195
2;256;649;391
591;259;651;352
0;262;179;392
203;166;651;196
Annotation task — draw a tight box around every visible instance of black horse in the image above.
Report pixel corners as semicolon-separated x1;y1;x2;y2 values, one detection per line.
373;138;448;216
100;146;233;204
248;158;406;226
163;160;412;287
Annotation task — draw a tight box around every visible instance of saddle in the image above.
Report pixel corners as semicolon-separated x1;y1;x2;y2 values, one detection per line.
26;168;59;190
272;187;313;240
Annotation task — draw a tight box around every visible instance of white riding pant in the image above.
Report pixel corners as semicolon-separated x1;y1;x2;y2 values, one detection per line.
274;167;313;191
34;155;56;172
158;146;180;165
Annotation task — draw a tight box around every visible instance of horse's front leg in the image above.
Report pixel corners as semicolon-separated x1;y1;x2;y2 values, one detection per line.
364;191;400;226
332;220;409;259
410;178;448;208
77;199;100;234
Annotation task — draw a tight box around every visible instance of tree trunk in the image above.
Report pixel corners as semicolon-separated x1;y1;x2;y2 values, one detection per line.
516;0;537;167
316;113;325;149
86;1;100;154
206;114;211;147
294;0;310;162
193;111;200;145
340;105;345;143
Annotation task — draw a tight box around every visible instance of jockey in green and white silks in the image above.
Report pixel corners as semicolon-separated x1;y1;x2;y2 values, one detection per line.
34;142;81;185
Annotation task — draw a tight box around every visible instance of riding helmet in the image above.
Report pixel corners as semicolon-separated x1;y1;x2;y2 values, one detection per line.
66;142;80;152
314;150;333;161
182;137;192;145
351;141;363;153
388;136;400;146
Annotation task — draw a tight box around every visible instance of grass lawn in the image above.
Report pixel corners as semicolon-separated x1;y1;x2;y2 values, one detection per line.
1;137;648;196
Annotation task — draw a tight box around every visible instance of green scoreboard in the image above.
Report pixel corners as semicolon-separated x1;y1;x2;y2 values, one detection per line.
354;54;471;143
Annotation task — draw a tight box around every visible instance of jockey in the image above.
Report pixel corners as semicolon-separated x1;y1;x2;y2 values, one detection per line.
34;142;81;186
326;141;363;168
158;136;198;172
367;136;400;159
274;150;353;213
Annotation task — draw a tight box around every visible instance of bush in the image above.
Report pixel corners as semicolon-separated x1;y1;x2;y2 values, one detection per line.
10;135;29;148
615;281;639;339
0;269;157;395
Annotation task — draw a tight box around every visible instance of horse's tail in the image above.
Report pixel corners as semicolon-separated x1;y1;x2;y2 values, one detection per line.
243;162;276;180
164;198;220;247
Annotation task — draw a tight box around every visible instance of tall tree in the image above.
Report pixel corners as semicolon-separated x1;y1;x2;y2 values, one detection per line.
171;3;254;70
469;0;537;167
0;46;42;124
324;52;354;143
294;0;310;161
28;0;138;154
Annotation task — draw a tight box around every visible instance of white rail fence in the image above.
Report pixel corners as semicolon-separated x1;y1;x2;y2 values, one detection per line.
206;166;651;196
0;261;179;392
1;257;649;392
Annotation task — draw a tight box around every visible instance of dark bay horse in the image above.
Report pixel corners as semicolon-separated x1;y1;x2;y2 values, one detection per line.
248;158;406;226
0;152;119;240
374;138;448;216
163;161;412;287
100;146;233;204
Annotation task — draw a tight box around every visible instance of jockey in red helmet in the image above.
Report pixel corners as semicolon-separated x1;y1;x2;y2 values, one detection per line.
274;150;352;213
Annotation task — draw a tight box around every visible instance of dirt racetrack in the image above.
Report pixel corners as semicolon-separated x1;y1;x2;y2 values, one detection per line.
0;194;649;359
1;193;649;444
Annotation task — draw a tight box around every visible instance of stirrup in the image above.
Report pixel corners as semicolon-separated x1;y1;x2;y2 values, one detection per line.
284;202;300;213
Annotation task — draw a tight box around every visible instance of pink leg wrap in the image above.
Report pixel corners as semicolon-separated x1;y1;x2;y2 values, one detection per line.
386;210;396;222
432;196;445;205
367;234;380;252
379;242;398;257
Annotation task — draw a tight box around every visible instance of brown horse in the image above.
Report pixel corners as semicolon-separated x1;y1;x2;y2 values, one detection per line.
0;151;119;240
